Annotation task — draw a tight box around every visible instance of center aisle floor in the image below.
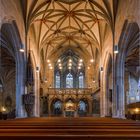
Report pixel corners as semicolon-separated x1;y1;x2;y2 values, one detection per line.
0;117;140;140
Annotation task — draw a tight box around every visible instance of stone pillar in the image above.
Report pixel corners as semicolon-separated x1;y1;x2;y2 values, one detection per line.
112;55;119;118
112;85;118;118
116;76;125;119
48;95;51;116
112;68;125;119
16;61;27;118
34;71;40;117
62;94;65;117
100;71;106;117
89;99;93;116
75;94;78;117
62;104;65;117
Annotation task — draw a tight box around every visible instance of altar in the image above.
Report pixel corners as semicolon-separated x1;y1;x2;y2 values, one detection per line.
64;99;75;117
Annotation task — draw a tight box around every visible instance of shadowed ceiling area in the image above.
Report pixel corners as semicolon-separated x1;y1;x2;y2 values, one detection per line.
0;23;16;89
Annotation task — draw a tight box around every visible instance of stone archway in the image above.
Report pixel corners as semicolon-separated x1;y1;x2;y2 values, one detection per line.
115;20;140;118
0;47;15;115
50;98;63;116
78;98;89;117
0;21;26;118
106;54;113;117
64;98;76;117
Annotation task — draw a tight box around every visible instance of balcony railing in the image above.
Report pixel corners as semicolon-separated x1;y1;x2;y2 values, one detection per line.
47;88;92;95
47;87;100;95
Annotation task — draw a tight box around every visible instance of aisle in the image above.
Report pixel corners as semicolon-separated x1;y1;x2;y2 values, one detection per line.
0;117;140;140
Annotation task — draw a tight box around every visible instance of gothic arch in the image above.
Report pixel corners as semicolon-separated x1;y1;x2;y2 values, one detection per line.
115;20;140;118
0;20;26;117
50;98;63;116
78;98;89;112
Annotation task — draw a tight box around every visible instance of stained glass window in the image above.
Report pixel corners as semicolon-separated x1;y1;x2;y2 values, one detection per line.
55;72;60;88
78;100;86;111
53;100;62;115
79;72;84;88
66;73;73;88
54;100;62;109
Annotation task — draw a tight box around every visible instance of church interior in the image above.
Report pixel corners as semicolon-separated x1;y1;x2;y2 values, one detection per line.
0;0;140;139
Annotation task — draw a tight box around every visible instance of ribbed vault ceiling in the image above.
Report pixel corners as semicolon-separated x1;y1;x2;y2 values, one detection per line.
55;49;85;73
20;0;119;61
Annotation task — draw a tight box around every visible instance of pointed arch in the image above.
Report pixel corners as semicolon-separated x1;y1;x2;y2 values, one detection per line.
115;20;140;118
0;20;26;117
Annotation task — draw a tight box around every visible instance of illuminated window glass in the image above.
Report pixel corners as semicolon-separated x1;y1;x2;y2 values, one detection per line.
66;73;73;88
79;101;86;111
55;72;60;88
79;72;84;88
54;100;62;109
138;78;140;89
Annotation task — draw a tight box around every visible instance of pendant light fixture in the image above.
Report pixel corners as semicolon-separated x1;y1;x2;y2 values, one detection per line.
114;45;119;54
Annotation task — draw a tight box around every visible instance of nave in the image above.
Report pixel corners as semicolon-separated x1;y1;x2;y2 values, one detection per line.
0;0;140;139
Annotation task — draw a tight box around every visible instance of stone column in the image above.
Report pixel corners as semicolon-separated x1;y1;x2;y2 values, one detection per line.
16;59;27;118
89;99;93;116
117;75;125;119
112;53;119;118
34;71;40;117
100;71;106;117
112;62;125;119
62;94;65;117
48;95;51;116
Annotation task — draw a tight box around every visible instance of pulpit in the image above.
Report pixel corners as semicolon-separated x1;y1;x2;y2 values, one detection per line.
23;93;35;117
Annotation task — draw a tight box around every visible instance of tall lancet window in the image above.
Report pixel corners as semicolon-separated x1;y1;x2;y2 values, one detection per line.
66;73;73;88
55;72;60;88
79;72;84;88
